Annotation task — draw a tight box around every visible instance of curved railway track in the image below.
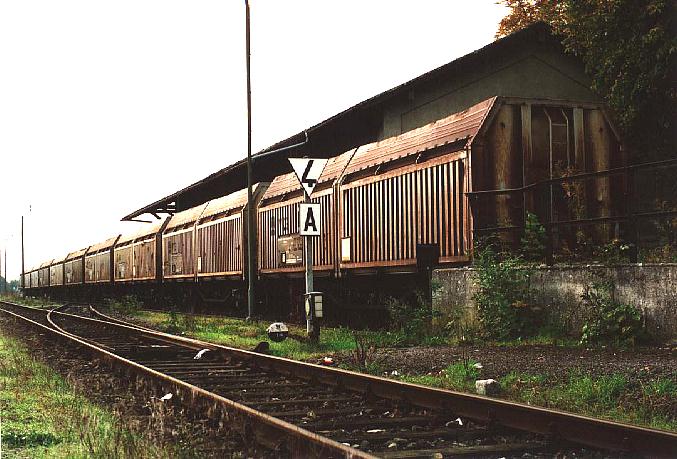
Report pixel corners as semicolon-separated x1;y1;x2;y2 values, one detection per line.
1;300;675;458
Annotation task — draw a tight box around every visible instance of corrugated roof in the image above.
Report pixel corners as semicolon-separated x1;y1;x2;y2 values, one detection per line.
263;149;356;201
165;202;209;231
51;254;68;264
343;97;495;176
65;247;89;261
39;260;53;269
87;236;120;254
118;219;166;245
200;183;262;220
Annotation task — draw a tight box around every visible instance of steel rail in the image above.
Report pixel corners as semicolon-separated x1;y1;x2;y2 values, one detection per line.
3;301;677;458
88;305;677;458
0;301;371;458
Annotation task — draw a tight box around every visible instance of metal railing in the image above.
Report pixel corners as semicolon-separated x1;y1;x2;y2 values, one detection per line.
467;158;677;263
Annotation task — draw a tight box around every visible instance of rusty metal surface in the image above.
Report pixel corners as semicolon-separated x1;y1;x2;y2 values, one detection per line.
117;220;165;246
200;183;264;222
197;215;244;277
65;247;89;261
133;238;157;280
114;245;133;281
87;235;121;254
342;98;494;177
49;263;64;286
165;202;209;232
340;151;469;269
258;189;335;273
262;150;355;202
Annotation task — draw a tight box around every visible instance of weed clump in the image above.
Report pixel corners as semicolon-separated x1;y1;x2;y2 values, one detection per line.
472;243;537;340
580;277;645;346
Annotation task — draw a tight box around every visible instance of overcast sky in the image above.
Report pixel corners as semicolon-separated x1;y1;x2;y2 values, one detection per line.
0;1;508;280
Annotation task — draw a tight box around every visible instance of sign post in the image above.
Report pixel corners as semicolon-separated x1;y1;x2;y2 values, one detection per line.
289;158;327;342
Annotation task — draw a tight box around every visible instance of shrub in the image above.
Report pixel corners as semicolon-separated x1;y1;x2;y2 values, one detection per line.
473;243;537;340
580;278;644;346
521;212;547;262
386;290;441;344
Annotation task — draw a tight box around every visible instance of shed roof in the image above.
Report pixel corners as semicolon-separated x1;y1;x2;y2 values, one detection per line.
343;97;495;176
122;23;558;222
262;149;356;201
87;236;120;254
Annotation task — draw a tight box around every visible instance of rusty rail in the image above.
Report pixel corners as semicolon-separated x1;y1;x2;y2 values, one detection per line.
2;300;676;458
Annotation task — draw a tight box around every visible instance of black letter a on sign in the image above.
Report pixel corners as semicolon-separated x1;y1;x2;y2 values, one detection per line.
304;208;317;232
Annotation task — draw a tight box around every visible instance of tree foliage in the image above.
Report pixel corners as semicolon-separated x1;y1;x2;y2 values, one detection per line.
497;0;676;159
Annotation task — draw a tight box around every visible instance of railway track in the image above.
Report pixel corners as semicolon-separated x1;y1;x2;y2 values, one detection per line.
1;301;675;458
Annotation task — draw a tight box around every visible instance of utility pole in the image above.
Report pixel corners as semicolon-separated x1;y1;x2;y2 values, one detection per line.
0;248;3;294
245;0;255;320
3;249;6;294
21;216;25;291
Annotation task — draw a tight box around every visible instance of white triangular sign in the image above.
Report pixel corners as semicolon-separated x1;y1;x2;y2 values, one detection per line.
289;158;328;197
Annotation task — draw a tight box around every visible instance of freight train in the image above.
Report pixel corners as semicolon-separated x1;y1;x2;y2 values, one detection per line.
23;96;623;322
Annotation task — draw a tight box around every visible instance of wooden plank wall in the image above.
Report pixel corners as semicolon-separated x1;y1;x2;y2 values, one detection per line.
340;152;468;268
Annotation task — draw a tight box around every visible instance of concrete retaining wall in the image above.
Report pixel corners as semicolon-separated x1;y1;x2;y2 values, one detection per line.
432;264;677;341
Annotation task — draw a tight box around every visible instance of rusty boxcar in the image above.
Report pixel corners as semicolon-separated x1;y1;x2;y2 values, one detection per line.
257;152;354;276
336;98;487;272
84;236;120;284
64;248;87;285
197;184;266;280
115;219;169;282
162;203;210;280
38;261;52;288
49;255;66;287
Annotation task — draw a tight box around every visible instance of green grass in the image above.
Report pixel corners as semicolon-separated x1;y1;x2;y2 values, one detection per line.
0;329;171;458
132;310;415;361
0;294;58;309
500;371;677;431
399;361;480;392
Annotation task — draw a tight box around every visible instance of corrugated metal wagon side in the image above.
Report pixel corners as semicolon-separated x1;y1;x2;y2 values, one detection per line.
133;218;168;282
84;236;120;284
38;260;53;288
64;248;88;285
49;255;66;287
196;184;267;280
337;99;494;272
162;203;209;281
257;151;355;276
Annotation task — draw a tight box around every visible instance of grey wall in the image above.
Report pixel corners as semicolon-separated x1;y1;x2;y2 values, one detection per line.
432;264;677;341
379;50;600;140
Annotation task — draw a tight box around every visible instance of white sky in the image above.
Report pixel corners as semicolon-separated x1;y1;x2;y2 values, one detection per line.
0;1;508;280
